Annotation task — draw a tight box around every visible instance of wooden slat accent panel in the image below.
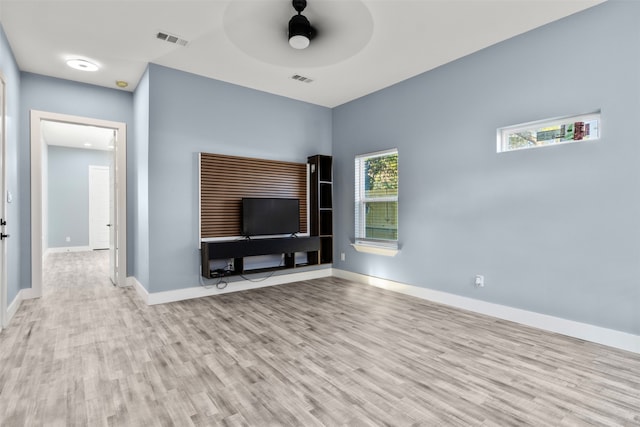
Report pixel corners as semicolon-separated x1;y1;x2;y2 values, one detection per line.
200;153;307;238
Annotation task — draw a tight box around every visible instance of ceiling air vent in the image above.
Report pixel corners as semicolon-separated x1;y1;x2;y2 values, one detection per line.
291;74;314;83
156;31;189;46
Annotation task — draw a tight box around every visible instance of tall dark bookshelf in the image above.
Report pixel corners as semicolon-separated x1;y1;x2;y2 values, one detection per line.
308;155;333;264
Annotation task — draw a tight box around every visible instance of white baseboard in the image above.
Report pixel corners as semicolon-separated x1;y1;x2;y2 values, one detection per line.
134;268;332;306
46;246;91;255
129;276;148;305
333;269;640;354
20;287;41;300
6;289;24;325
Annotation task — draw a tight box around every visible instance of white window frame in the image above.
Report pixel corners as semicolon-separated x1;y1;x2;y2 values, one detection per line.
353;148;399;256
497;111;601;153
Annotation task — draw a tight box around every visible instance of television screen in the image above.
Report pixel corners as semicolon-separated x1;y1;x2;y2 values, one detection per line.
242;198;300;236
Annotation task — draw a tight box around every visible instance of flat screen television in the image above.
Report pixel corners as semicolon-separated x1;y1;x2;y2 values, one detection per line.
242;198;300;237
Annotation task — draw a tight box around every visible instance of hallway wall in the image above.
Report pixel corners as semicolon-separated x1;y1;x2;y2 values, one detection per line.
47;146;111;248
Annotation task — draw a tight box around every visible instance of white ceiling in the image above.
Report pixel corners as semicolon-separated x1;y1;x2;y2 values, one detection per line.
42;120;115;151
0;0;605;108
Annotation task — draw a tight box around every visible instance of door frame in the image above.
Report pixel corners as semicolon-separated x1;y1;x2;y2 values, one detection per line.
0;72;7;328
29;110;127;298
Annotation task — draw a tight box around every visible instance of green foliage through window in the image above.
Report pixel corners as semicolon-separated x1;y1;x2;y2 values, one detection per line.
365;154;398;197
355;150;398;243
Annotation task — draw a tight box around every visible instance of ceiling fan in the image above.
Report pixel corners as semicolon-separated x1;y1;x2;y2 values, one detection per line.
288;0;317;49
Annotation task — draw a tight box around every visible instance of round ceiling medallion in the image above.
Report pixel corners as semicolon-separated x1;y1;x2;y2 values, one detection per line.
223;0;374;68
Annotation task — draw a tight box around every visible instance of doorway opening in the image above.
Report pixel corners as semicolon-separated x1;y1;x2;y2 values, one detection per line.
29;111;127;299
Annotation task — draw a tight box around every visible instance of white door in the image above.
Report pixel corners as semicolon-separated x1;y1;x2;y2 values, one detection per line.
89;166;110;250
0;73;7;329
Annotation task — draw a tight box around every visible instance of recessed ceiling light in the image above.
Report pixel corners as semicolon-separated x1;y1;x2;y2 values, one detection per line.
83;143;92;147
115;80;128;88
66;59;99;72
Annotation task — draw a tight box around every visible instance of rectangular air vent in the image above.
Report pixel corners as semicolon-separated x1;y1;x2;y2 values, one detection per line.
291;74;314;83
156;31;189;46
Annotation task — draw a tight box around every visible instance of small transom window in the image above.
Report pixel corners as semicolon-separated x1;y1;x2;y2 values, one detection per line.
498;112;600;153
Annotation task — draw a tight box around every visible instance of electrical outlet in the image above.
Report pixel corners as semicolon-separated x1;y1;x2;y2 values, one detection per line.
475;275;484;288
340;252;345;261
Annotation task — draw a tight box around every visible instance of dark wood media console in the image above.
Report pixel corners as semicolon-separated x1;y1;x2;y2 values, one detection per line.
201;236;320;278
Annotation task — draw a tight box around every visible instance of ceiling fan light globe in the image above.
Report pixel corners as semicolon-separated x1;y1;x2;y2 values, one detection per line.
289;35;310;49
288;13;311;49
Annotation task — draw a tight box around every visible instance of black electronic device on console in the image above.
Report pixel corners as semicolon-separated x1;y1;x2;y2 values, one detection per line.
241;198;299;237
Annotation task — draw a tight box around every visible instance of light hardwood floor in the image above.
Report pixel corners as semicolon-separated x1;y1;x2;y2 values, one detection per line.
1;251;639;426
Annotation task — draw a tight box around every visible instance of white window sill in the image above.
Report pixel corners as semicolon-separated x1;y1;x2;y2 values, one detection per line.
351;241;399;257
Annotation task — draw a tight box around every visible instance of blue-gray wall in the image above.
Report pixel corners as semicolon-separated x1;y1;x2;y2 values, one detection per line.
332;0;640;335
144;64;332;293
19;73;134;285
0;24;21;305
132;67;150;289
48;146;110;248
